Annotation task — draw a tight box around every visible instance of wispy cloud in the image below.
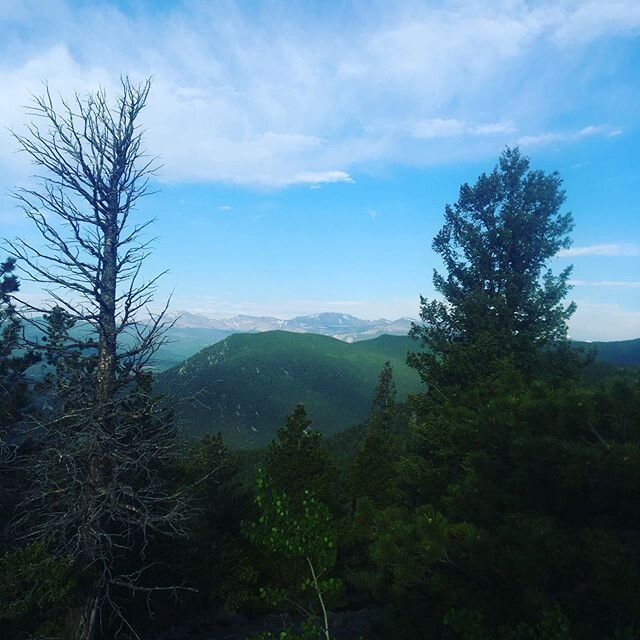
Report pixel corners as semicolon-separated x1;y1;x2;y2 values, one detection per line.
559;243;640;257
218;205;232;211
412;118;516;139
285;171;353;186
0;1;638;186
570;302;640;341
517;125;622;147
569;279;640;288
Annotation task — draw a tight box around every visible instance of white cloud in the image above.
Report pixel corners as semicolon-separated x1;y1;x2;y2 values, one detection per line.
0;1;637;186
517;124;621;147
551;1;640;45
218;205;232;211
559;243;640;257
569;279;640;288
285;171;353;186
412;118;516;139
570;302;640;341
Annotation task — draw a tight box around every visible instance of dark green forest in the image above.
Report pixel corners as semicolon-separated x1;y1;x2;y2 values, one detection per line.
1;82;639;640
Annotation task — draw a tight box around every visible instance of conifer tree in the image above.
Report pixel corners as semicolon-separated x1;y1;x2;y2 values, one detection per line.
373;149;640;639
0;258;38;538
264;403;335;506
0;258;38;449
369;361;396;433
409;146;576;389
350;362;397;505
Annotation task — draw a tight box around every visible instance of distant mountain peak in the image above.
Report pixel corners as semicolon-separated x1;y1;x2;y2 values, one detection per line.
164;310;416;341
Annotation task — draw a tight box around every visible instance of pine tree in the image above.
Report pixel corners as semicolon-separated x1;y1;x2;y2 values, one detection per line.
350;362;397;505
264;404;335;506
0;259;38;537
0;258;38;445
371;149;640;639
409;147;577;390
369;361;396;433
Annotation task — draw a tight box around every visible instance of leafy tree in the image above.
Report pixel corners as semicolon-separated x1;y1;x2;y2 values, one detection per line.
264;404;336;507
247;469;341;640
409;146;577;389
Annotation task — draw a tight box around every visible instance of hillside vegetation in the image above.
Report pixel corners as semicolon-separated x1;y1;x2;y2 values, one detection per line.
156;330;421;447
574;337;640;366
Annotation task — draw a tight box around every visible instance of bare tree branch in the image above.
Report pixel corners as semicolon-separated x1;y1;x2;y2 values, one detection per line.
5;77;192;640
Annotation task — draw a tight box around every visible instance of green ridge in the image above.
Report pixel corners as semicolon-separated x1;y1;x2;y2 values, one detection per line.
156;330;421;448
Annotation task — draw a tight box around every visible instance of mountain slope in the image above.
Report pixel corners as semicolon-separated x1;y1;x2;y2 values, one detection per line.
573;337;640;366
156;331;421;448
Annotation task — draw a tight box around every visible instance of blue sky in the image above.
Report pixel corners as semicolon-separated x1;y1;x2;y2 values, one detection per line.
0;0;639;340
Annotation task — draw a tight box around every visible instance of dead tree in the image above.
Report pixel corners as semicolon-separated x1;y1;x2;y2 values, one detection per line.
6;79;192;640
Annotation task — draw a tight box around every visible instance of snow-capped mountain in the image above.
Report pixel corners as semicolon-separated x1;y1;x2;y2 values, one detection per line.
165;311;414;342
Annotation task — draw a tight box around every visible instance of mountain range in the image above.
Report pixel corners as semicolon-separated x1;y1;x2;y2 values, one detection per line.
165;311;415;342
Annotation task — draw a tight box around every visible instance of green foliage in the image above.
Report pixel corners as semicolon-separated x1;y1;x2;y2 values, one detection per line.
410;147;577;388
0;542;76;639
257;625;365;640
369;361;396;433
572;337;640;367
445;608;573;640
352;151;640;639
169;432;259;612
0;258;38;433
265;404;336;506
375;368;640;639
252;620;329;640
350;363;399;506
247;468;341;636
0;258;38;551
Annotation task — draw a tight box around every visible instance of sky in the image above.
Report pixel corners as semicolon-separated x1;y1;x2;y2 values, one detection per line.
0;0;639;341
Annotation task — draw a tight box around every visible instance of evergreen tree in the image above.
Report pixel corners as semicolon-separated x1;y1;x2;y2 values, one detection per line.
173;433;258;613
369;361;396;433
350;362;397;505
368;150;640;639
0;258;38;445
0;259;38;538
409;147;577;389
264;404;335;506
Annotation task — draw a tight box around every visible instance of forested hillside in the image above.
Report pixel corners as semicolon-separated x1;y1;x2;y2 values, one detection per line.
574;337;640;366
156;331;421;447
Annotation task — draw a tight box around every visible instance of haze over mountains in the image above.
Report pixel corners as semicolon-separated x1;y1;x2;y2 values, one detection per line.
165;311;415;342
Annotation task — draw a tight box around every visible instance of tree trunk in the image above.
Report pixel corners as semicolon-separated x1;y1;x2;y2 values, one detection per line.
71;590;99;640
96;211;118;419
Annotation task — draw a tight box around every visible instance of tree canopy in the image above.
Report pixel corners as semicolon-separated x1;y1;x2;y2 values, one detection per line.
410;147;577;388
